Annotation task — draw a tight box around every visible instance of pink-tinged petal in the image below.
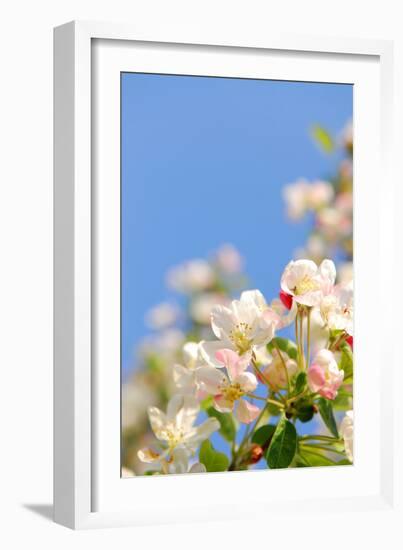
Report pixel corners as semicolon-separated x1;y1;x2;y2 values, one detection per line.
195;388;208;401
279;290;293;310
307;363;326;392
346;335;353;350
236;399;261;424
319;259;336;291
262;307;281;327
214;394;234;413
215;348;240;368
234;371;258;393
215;348;249;379
199;340;228;368
196;366;226;395
319;387;337;400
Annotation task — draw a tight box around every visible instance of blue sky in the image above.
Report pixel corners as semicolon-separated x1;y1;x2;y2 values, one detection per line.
121;73;352;375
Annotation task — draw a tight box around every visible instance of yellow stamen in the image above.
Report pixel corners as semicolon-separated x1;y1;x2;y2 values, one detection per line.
229;322;253;355
293;276;320;296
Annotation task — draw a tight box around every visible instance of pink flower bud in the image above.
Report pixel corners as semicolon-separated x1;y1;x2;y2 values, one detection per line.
307;349;344;401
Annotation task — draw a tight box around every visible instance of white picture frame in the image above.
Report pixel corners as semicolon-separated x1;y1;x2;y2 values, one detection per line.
54;20;400;531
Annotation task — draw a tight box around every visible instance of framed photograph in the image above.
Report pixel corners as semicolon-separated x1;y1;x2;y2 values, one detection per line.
54;21;399;531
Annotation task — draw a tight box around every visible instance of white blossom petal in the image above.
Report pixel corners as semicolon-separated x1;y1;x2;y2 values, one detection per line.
196;366;227;394
200;340;228;368
234;371;258;393
186;417;220;446
189;462;207;473
147;406;167;439
236;399;261;424
210;304;235;340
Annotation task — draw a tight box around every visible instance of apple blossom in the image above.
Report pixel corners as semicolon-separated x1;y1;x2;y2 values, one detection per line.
283;179;311;220
172;342;206;397
339;410;353;462
307;349;344;400
308;180;334;210
145;302;180;330
264;296;297;330
319;281;353;336
261;349;298;392
122;381;158;430
166;259;215;293
196;348;260;423
215;243;243;274
169;447;206;474
295;234;327;265
121;467;135;478
280;258;336;307
317;207;352;241
139;328;185;362
189;292;230;325
200;289;276;368
341;120;353;152
137;394;220;465
337;261;353;285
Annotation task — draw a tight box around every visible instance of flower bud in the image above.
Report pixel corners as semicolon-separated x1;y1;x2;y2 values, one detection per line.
279;290;293;310
245;444;264;465
307;349;344;400
346;335;353;350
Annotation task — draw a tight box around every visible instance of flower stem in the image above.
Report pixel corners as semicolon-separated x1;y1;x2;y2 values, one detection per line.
272;340;291;394
295;314;300;367
299;310;305;369
247;393;284;409
306;307;311;368
230;403;269;469
251;355;272;389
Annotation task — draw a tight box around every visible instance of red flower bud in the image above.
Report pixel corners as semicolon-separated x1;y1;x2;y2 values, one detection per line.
279;290;293;310
346;335;353;350
249;444;264;464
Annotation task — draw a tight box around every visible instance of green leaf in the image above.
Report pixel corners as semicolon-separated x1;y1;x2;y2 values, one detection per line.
333;388;352;411
294;371;307;394
199;440;229;472
317;398;339;437
267;337;298;361
207;407;236;442
251;424;276;447
298;449;337;467
266;415;297;469
311;124;334;153
339;343;353;382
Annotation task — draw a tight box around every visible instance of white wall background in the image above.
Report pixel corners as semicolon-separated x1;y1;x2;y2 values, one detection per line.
0;0;401;547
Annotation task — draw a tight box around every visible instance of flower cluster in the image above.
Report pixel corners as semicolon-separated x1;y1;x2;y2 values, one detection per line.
134;258;354;475
284;122;353;281
121;245;247;473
